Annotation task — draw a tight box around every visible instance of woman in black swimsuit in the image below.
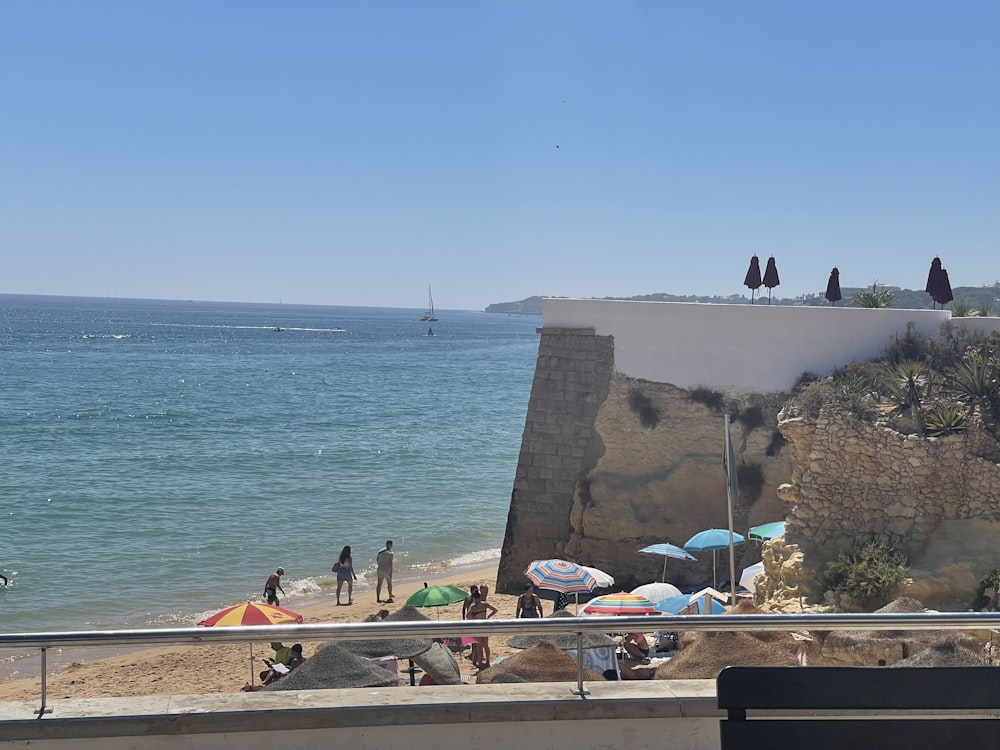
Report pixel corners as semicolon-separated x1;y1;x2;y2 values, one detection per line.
516;583;542;618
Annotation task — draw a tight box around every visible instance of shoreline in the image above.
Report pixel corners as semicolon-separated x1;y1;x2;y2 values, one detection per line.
0;561;514;700
0;547;504;682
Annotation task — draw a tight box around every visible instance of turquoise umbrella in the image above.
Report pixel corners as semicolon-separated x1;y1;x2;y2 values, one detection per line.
684;529;746;589
638;543;696;582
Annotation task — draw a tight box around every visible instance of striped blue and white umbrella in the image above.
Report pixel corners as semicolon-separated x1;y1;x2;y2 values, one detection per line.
524;559;599;594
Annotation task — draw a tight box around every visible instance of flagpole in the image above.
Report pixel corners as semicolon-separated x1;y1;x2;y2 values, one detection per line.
725;414;738;605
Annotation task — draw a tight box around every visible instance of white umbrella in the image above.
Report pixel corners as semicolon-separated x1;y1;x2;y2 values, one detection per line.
631;582;682;604
739;562;765;594
580;566;614;588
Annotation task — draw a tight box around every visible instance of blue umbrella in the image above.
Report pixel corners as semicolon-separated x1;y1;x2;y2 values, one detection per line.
653;594;727;615
748;521;786;541
684;529;746;588
638;543;696;582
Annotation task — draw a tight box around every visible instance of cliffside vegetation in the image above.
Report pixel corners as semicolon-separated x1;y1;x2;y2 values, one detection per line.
784;325;1000;443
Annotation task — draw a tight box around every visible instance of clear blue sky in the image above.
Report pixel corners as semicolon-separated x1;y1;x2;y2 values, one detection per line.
3;1;997;310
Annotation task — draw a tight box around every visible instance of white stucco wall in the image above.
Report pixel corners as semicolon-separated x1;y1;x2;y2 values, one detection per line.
542;299;982;394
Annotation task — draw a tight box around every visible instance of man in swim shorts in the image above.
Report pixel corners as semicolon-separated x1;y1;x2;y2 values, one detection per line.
264;568;285;606
376;541;394;603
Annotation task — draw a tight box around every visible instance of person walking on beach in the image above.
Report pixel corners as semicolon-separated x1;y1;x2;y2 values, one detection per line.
264;568;285;606
334;546;357;605
376;540;394;603
516;582;542;618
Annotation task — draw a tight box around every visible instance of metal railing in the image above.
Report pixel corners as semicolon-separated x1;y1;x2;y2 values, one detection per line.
4;611;1000;715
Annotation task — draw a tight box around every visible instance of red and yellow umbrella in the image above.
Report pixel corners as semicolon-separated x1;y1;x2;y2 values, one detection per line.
198;602;303;628
198;602;303;686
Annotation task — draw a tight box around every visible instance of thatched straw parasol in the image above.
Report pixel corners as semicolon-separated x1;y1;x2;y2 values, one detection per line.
655;631;796;679
507;609;617;651
264;642;398;691
477;641;603;684
893;636;987;667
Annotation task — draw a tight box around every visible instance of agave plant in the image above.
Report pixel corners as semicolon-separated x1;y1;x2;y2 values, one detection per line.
949;300;974;318
852;280;895;309
883;361;930;431
944;348;999;421
975;301;996;318
924;405;966;436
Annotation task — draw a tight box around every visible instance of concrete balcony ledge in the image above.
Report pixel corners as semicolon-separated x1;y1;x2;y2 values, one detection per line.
0;681;721;749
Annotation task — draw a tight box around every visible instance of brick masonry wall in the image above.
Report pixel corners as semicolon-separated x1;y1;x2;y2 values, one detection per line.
496;328;614;592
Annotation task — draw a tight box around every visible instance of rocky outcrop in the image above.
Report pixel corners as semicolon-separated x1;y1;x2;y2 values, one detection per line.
777;412;1000;608
497;328;792;592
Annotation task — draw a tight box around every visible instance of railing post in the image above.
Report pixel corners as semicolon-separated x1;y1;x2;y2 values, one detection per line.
35;647;52;716
571;631;588;697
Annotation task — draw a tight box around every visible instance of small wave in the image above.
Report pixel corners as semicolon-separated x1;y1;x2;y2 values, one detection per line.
82;333;131;340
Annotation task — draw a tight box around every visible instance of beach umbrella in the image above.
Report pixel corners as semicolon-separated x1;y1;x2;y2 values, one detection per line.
825;267;842;305
631;582;683;604
524;559;599;594
404;585;468;609
740;562;766;594
638;543;696;583
654;594;727;615
198;601;303;686
684;529;747;589
748;521;786;541
580;565;615;589
935;268;954;307
762;256;780;304
581;592;655;616
925;256;944;308
744;255;762;304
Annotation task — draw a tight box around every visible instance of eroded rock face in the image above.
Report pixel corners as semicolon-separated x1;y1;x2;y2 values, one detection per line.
777;413;1000;608
497;365;792;593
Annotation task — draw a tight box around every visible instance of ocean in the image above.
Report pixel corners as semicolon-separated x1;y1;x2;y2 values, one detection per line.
0;295;539;637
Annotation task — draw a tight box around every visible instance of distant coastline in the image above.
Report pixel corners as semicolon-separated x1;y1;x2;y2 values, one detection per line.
485;284;1000;315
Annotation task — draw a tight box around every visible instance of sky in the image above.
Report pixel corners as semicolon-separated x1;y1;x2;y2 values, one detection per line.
2;1;998;311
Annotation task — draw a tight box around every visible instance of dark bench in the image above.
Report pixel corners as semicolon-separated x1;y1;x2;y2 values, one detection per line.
717;666;1000;749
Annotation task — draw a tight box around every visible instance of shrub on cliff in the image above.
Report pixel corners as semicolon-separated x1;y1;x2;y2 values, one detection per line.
822;539;908;611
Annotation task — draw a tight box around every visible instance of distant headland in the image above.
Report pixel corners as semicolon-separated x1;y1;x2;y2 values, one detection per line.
485;284;1000;316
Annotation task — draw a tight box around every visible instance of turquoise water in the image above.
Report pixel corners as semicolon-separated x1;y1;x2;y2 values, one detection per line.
0;295;539;634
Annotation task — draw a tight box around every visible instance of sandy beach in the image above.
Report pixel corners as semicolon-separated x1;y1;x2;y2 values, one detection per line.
0;565;524;702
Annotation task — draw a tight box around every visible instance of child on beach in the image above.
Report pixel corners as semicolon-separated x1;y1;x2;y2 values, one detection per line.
465;590;498;669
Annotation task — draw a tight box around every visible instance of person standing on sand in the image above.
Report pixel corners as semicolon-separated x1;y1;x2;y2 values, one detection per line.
465;590;498;669
334;546;357;605
376;540;394;603
516;583;542;618
264;568;285;606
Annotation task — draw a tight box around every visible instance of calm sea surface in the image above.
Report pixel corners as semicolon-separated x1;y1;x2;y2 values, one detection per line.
0;295;539;635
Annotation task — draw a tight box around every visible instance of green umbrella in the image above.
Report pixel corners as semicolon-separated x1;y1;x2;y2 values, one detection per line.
405;585;469;609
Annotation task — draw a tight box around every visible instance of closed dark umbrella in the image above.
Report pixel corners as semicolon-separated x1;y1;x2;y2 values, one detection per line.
925;256;944;307
762;257;780;304
825;267;842;305
744;256;762;304
934;268;954;307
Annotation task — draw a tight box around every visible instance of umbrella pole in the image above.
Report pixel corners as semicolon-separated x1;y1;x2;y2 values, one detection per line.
250;643;255;687
661;557;667;583
572;632;589;697
712;551;717;590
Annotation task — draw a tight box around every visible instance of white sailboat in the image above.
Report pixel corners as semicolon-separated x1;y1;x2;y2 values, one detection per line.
419;285;438;321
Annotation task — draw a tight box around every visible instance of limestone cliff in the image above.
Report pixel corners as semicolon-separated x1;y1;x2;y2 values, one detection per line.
497;327;791;593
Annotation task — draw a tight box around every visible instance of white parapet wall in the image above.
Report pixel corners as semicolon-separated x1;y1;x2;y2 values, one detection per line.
542;299;1000;394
